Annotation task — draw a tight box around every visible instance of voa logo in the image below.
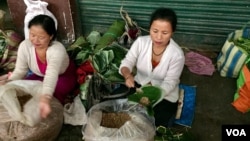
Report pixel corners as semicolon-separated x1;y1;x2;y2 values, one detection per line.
226;129;247;136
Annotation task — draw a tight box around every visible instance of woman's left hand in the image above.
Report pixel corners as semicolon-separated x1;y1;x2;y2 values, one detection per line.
39;95;52;118
124;74;134;88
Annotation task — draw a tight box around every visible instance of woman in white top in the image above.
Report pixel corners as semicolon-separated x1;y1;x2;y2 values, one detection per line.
119;7;185;127
0;15;77;119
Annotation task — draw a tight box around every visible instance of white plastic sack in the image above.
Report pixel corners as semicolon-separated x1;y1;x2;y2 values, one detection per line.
23;0;58;39
0;80;43;127
82;99;156;141
64;95;87;126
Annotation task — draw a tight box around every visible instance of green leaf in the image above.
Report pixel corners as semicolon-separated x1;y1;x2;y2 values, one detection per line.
128;85;163;116
67;36;88;51
233;37;250;54
86;31;101;47
75;50;91;65
103;43;128;65
102;65;124;82
94;20;125;51
92;50;114;73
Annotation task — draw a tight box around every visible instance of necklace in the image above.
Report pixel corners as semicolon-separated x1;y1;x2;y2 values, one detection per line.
152;47;166;56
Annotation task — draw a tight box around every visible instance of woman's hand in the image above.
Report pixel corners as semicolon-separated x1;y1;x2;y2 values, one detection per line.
0;74;8;85
125;74;135;88
39;95;52;119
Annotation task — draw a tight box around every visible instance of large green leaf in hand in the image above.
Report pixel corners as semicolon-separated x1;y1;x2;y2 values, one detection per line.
128;85;163;116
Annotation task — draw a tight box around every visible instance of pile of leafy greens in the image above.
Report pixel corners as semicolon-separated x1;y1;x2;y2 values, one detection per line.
67;31;128;82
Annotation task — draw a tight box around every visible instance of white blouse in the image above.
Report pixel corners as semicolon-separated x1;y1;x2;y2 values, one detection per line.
119;35;185;102
9;39;69;96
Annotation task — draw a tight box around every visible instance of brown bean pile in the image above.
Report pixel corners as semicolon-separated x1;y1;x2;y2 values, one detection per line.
17;95;32;112
100;112;131;128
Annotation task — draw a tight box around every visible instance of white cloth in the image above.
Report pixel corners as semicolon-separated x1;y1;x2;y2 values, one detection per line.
23;0;58;39
9;40;69;96
119;35;185;102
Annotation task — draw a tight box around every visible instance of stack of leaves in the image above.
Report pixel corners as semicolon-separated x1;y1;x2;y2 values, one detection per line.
67;30;128;83
67;23;128;109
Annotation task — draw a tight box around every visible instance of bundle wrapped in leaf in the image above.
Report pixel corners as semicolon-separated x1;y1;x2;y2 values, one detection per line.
128;85;163;116
94;20;125;51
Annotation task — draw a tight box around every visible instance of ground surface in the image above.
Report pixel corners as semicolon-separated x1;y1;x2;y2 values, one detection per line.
55;66;250;141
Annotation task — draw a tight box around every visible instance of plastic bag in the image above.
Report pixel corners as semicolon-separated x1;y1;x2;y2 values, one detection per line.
23;0;58;39
0;79;64;141
64;95;87;126
82;99;155;141
232;58;250;113
217;23;250;78
0;80;43;126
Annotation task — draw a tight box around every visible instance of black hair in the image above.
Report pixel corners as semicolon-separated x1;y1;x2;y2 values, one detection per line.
28;14;57;40
149;7;177;32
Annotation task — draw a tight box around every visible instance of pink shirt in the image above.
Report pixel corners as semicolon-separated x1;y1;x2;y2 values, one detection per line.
35;51;47;75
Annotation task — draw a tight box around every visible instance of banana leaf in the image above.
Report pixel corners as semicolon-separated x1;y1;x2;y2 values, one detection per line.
102;63;124;82
128;85;163;116
67;36;90;61
94;20;125;52
71;23;127;82
67;36;88;51
92;43;128;82
86;31;101;47
103;42;128;65
92;50;115;74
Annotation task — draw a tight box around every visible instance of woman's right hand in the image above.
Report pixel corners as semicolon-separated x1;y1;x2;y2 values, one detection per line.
0;74;8;85
39;94;52;119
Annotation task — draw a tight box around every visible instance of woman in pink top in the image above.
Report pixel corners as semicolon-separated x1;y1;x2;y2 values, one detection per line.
0;15;77;119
